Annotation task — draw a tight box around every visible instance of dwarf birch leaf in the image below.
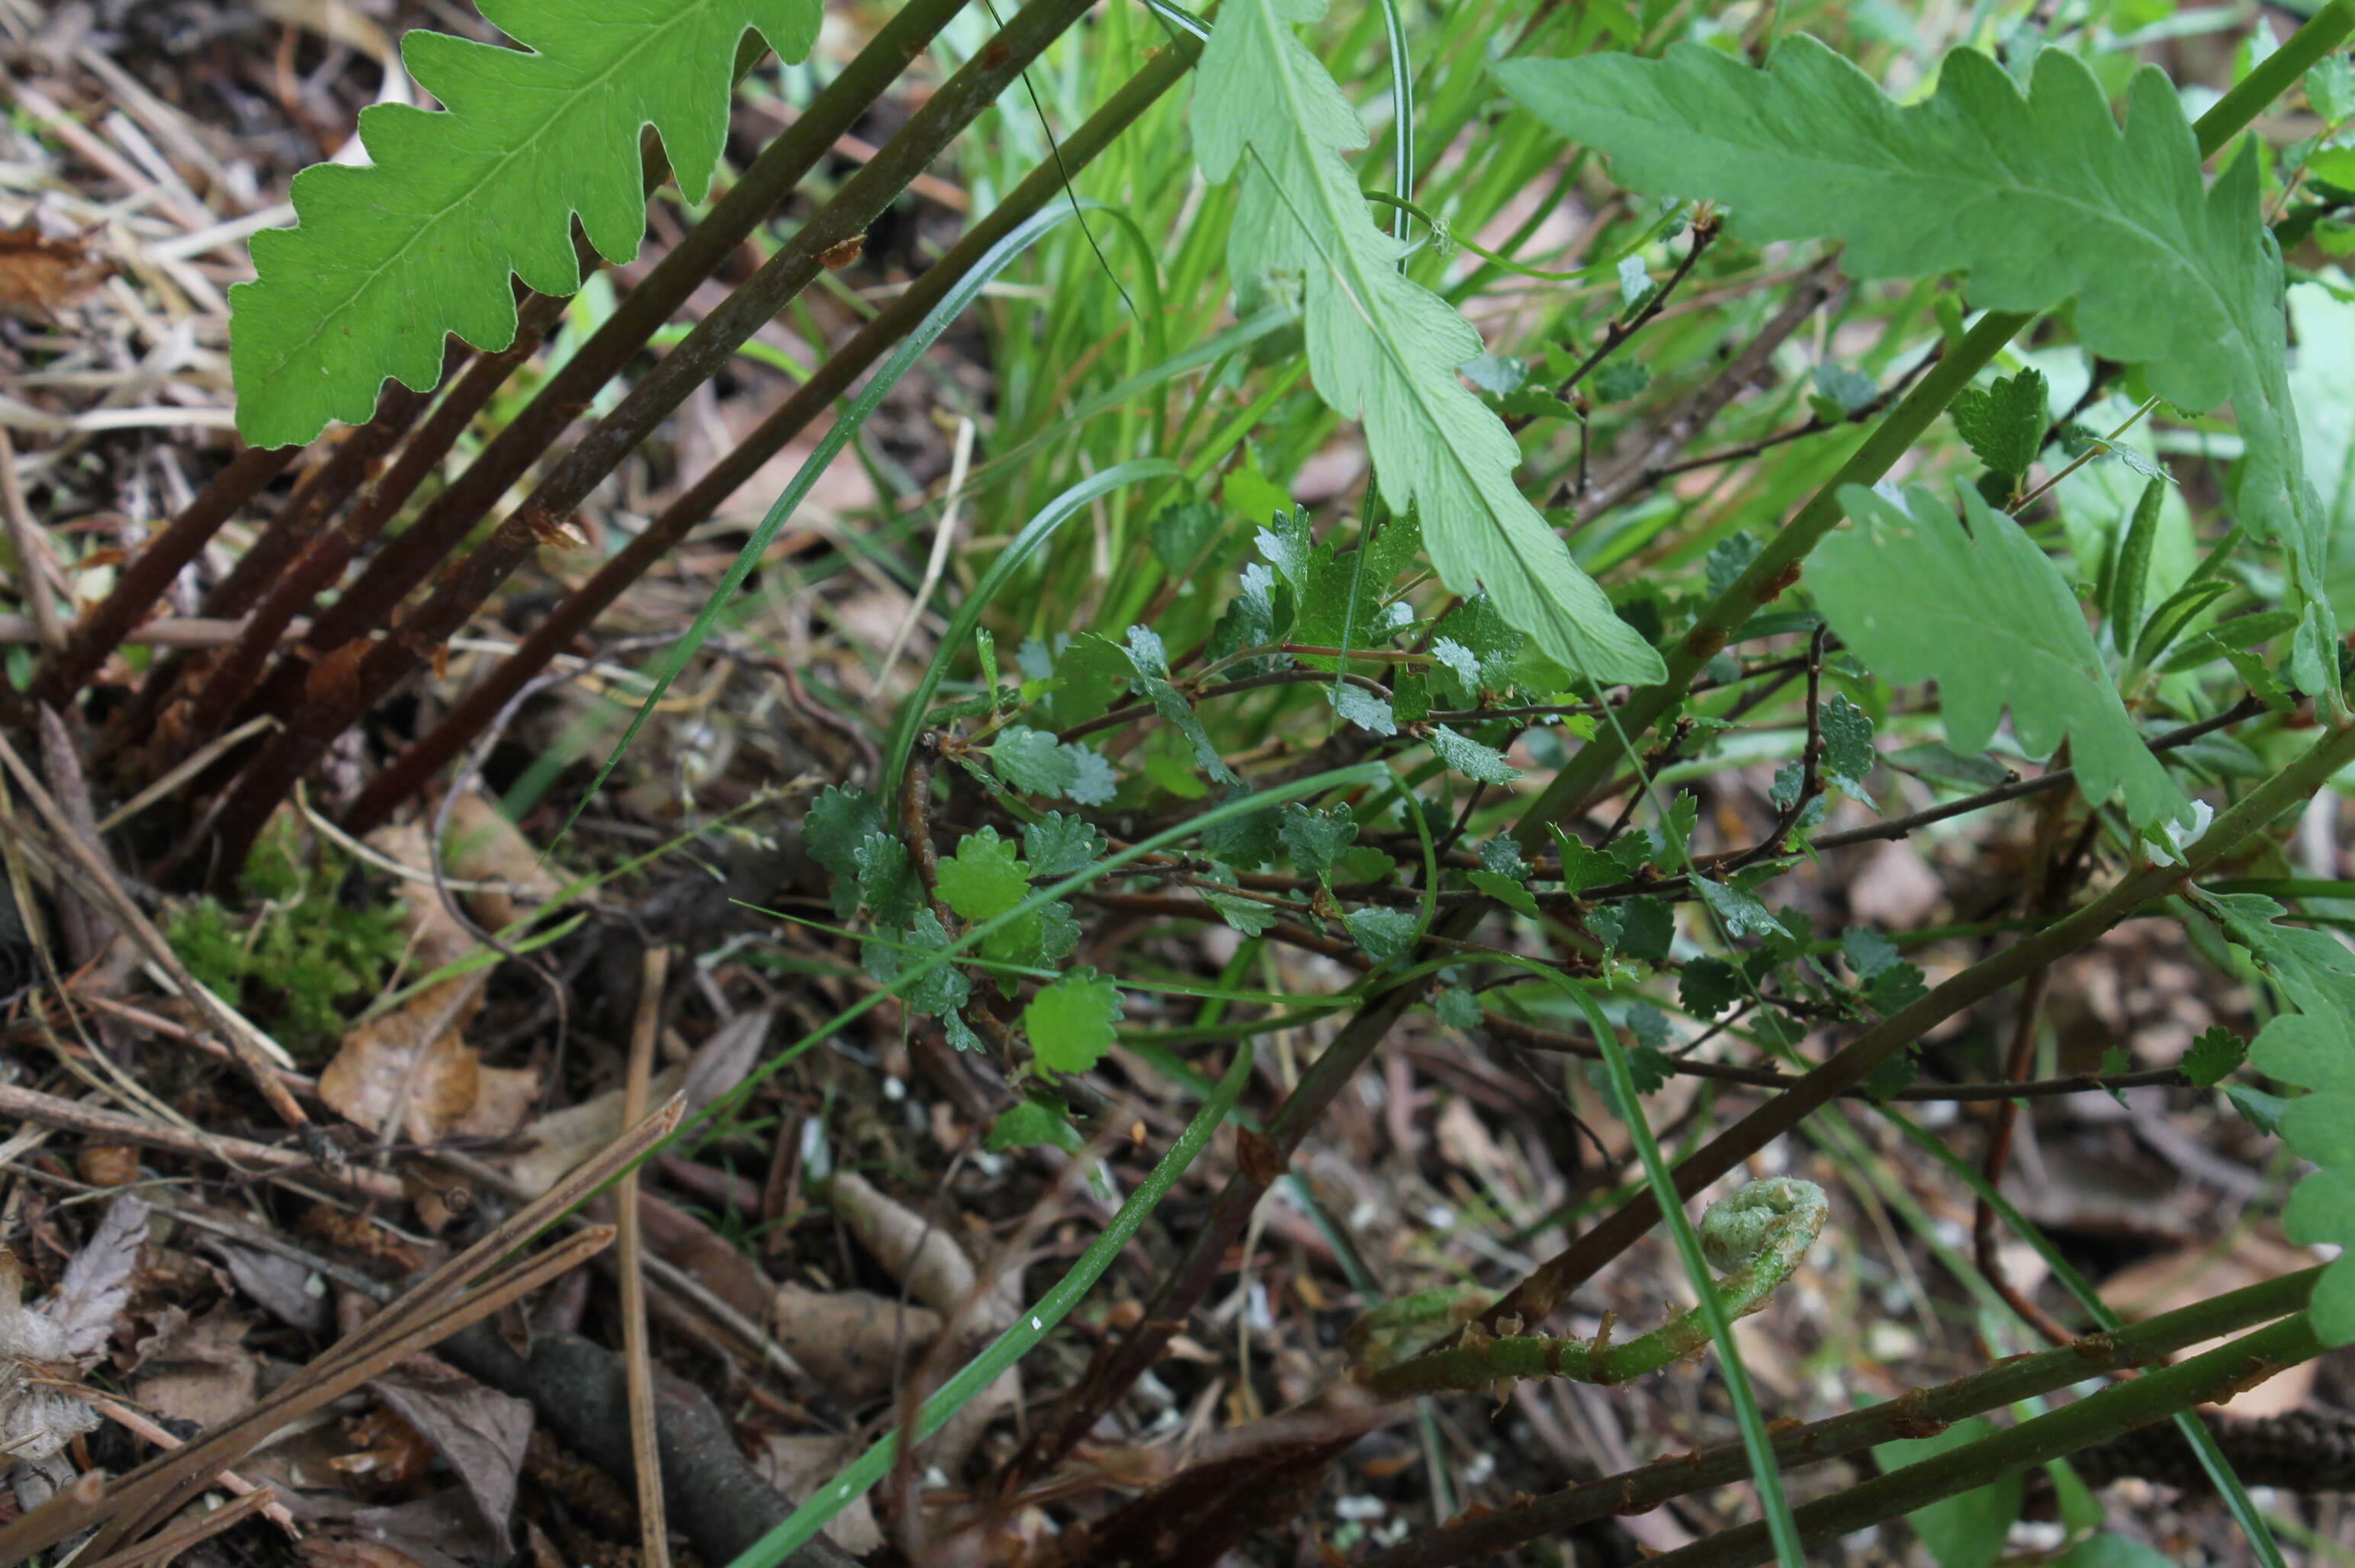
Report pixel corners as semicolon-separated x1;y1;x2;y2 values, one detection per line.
1193;0;1666;686
233;0;821;447
1497;40;2330;657
1812;484;2190;831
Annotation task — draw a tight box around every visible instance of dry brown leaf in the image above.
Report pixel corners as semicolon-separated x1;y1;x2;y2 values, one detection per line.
130;1303;259;1429
41;1194;148;1362
370;1362;532;1544
771;1283;941;1405
365;824;473;969
0;222;111;321
506;1011;769;1196
207;1240;330;1335
320;976;485;1143
442;795;566;932
635;1192;938;1403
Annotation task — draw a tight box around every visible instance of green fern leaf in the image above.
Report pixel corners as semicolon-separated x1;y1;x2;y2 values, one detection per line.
1191;0;1666;688
231;0;818;448
1811;482;2190;831
1497;40;2328;652
2202;892;2355;1344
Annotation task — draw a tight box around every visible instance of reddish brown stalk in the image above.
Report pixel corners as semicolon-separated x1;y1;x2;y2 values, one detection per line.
31;442;296;706
228;0;973;740
341;36;1203;834
207;0;1106;879
96;371;448;772
197;365;448;622
180;291;577;745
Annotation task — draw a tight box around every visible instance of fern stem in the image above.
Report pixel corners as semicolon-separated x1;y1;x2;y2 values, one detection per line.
177;291;581;752
207;0;1077;876
1364;1268;2321;1568
275;0;972;685
339;27;1208;837
31;441;297;709
1644;1313;2325;1568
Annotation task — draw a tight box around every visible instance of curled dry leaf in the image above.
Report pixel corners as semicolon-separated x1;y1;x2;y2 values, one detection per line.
507;1011;769;1197
41;1193;148;1362
826;1170;987;1318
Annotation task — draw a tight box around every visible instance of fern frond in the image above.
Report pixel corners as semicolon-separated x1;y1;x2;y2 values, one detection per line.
231;0;819;449
1497;40;2329;657
1191;0;1667;688
1813;482;2190;831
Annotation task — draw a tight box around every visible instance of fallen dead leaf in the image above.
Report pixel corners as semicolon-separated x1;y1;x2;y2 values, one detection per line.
442;794;567;932
370;1361;533;1544
130;1303;259;1430
507;1011;768;1196
635;1191;940;1403
365;824;474;969
0;221;111;321
206;1239;330;1335
40;1194;147;1361
320;976;483;1142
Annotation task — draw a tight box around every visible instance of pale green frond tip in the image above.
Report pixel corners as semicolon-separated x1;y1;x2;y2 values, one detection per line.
1496;35;2332;673
1193;0;1666;688
1698;1175;1826;1274
230;0;821;449
1812;481;2193;834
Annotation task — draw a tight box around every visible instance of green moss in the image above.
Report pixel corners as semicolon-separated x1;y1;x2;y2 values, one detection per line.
164;824;408;1060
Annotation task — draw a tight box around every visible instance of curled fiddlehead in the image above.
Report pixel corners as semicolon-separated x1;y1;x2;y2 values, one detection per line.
1359;1178;1829;1400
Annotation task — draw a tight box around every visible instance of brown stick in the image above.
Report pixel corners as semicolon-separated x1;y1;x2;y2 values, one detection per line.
620;946;674;1568
71;1482;275;1568
0;1080;400;1200
0;1470;108;1563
